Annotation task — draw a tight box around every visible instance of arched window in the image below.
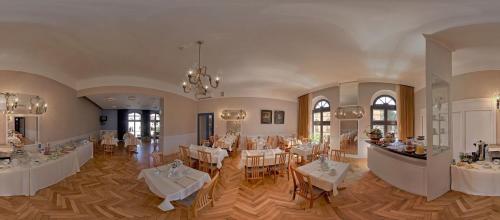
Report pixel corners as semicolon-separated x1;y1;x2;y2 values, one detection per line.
371;95;397;135
150;113;160;138
128;112;142;138
312;99;331;143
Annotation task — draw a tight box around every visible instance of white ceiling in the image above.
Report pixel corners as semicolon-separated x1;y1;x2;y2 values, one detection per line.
86;94;161;110
1;0;500;101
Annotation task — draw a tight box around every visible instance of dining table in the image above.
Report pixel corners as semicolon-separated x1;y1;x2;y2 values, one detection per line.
217;135;236;151
296;159;350;196
188;144;229;169
239;148;284;169
137;163;211;211
290;143;313;158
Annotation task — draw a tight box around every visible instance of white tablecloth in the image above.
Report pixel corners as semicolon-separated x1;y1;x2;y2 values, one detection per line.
239;149;283;169
451;163;500;196
297;160;350;196
290;144;313;158
137;164;211;211
0;142;94;196
189;145;229;169
101;138;118;146
218;135;235;151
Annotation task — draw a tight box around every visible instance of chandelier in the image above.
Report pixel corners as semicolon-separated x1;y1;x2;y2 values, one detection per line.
220;109;247;121
182;41;221;99
1;93;19;114
28;96;48;115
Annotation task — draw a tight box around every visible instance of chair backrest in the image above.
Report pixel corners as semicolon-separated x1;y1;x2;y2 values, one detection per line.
322;143;330;155
245;155;265;179
246;138;256;150
198;150;213;173
330;149;346;162
209;136;215;145
201;140;210;147
151;151;163;167
235;135;240;149
193;171;220;213
266;136;274;147
274;152;288;169
179;145;191;165
311;144;321;160
291;167;313;199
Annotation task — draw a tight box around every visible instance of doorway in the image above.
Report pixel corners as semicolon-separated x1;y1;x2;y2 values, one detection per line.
197;113;214;145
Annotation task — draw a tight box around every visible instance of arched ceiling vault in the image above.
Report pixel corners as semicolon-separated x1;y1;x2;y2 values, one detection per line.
0;0;500;101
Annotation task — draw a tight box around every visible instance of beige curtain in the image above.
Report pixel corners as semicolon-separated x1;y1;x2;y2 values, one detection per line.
297;94;310;139
398;85;415;140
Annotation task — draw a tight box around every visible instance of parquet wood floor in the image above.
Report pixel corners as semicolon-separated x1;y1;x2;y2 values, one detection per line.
1;142;499;219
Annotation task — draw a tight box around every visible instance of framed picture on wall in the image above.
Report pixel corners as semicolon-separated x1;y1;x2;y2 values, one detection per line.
261;110;272;124
274;110;285;124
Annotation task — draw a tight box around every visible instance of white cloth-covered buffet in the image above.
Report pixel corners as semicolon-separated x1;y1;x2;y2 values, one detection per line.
0;141;93;196
451;162;500;196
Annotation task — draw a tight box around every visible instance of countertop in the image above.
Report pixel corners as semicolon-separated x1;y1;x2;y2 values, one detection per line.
365;141;427;160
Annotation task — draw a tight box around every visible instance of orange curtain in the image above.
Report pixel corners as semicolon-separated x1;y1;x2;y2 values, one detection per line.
297;94;310;139
398;85;415;140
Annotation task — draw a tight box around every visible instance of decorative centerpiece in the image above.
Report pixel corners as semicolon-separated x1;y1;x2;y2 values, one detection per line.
365;128;383;141
168;159;183;177
383;133;395;143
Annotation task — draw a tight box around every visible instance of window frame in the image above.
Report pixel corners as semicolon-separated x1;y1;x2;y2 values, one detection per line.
128;112;142;138
312;99;331;143
370;95;397;135
150;113;160;138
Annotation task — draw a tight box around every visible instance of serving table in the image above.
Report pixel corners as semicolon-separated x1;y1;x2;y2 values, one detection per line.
297;160;350;196
137;163;211;211
189;145;229;169
451;162;500;196
0;141;93;196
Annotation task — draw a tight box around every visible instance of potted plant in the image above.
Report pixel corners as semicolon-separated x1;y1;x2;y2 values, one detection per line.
365;128;382;141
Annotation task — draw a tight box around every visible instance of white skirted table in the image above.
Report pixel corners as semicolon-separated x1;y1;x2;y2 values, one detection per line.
189;145;228;169
297;160;350;196
238;149;283;169
290;144;313;158
451;162;500;196
137;164;211;211
0;141;94;196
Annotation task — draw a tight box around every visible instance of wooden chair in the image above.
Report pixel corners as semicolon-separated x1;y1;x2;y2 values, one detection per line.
271;152;289;183
151;151;164;167
179;145;196;168
103;144;114;156
208;136;215;146
176;172;220;219
244;155;265;184
198;150;218;177
290;167;330;208
330;149;346;162
309;144;321;161
266;136;275;149
246;138;256;150
322;143;330;155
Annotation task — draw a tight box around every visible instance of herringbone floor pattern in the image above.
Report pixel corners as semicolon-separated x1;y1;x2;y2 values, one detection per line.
1;142;499;220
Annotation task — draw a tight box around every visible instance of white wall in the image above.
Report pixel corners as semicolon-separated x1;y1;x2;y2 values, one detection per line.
197;97;297;138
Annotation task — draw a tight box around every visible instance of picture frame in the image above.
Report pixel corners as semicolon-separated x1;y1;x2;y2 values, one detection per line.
260;110;272;124
274;110;285;124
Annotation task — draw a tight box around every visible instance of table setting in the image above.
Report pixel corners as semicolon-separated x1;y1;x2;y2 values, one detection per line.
239;148;283;169
297;155;350;196
137;160;211;211
189;144;228;169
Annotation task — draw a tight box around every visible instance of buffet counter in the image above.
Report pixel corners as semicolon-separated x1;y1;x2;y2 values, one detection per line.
0;141;93;196
367;141;427;196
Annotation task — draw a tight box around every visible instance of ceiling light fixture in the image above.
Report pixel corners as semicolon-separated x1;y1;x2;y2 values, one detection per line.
181;41;221;99
29;96;48;115
1;92;19;114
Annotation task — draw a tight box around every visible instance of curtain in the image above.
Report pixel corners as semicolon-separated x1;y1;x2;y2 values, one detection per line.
297;94;310;139
398;85;415;140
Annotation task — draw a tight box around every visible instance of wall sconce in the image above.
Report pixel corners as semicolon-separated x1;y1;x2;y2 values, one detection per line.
496;94;500;110
220;109;246;121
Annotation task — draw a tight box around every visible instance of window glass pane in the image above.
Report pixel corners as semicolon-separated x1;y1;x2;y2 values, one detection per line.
388;99;396;106
128;114;134;120
313;113;321;122
373;125;385;135
135;113;141;120
313;125;321;134
387;125;397;135
323;125;330;134
323;112;331;122
388;110;397;121
134;122;141;137
372;109;384;121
